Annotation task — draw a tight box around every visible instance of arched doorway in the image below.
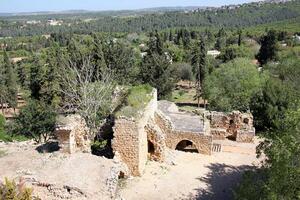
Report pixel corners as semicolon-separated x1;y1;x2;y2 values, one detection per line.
175;140;199;153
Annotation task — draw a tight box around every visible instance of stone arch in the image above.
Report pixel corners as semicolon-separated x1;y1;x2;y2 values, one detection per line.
175;139;199;153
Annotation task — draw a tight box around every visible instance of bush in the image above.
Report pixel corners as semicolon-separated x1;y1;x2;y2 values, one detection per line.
0;115;27;142
174;63;194;81
204;58;264;112
11;100;57;143
116;84;153;118
0;178;33;200
0;114;6;141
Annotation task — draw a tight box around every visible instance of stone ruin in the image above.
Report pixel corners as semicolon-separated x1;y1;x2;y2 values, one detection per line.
112;89;255;176
208;111;255;143
54;88;255;177
54;115;91;154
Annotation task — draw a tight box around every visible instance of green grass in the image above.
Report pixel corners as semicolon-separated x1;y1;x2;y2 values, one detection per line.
171;89;197;104
0;131;29;142
116;84;153;118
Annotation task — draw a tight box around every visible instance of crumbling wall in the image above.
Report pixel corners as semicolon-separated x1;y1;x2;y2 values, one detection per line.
154;111;212;155
145;120;166;162
55;115;91;154
112;89;158;176
209;111;255;142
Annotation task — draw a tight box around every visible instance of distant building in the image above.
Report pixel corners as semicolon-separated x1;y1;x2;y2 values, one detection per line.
26;20;40;25
207;50;221;58
47;19;63;26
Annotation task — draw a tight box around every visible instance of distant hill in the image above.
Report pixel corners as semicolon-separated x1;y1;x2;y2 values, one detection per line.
0;6;209;18
0;0;300;37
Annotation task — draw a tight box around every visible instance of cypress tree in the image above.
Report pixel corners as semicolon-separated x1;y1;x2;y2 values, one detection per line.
92;33;107;81
3;51;18;111
192;38;207;108
29;55;43;100
256;30;278;65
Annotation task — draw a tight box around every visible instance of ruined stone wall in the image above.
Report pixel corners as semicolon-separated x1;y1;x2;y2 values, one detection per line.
154;111;212;155
55;115;91;154
209;111;255;142
112;89;157;176
145;120;166;162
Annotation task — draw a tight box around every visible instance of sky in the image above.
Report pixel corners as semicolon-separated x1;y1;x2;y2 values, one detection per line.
0;0;259;13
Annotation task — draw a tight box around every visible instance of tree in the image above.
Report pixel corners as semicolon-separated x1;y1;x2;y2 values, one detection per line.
139;32;176;99
191;38;207;107
234;109;300;200
238;29;242;46
219;44;253;62
104;39;136;84
175;63;193;81
59;56;115;135
215;28;227;51
251;56;300;132
40;42;62;107
3;51;17;111
256;30;278;65
11;100;57;143
29;55;43;100
204;58;263;112
91;33;107;81
0;58;6;113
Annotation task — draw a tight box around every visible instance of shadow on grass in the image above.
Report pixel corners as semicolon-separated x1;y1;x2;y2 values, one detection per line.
181;163;256;200
36;141;60;153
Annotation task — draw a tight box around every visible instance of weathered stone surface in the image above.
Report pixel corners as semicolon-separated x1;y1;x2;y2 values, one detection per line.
54;115;91;154
145;120;166;162
112;89;255;177
112;89;158;176
209;111;255;142
154;110;212;155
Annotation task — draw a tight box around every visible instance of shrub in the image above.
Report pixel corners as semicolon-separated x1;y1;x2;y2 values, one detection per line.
174;63;194;81
204;58;264;112
0;178;33;200
11;100;57;143
116;84;153;118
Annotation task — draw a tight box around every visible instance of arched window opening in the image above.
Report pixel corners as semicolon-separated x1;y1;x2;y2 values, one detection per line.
175;140;199;153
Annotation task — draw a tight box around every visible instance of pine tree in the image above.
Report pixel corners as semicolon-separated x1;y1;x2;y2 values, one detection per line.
0;60;6;113
256;30;278;65
215;28;227;51
3;51;17;111
92;33;107;81
29;55;43;100
40;42;61;107
238;29;242;46
140;32;176;98
169;30;173;42
155;30;163;55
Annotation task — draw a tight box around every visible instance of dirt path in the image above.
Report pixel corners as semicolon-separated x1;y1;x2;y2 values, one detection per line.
0;141;114;200
118;142;260;200
0;139;261;200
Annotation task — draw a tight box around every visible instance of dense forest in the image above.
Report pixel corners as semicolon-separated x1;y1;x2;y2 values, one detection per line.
0;0;300;199
1;1;300;37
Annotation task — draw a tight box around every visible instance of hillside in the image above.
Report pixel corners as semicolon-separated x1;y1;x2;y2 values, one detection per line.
1;0;300;36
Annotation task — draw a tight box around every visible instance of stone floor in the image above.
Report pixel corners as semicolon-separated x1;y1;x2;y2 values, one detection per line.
158;101;204;133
